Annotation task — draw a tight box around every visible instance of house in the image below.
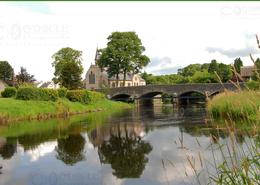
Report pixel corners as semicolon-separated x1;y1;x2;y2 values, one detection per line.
38;81;60;89
240;66;256;81
0;80;7;92
85;49;146;90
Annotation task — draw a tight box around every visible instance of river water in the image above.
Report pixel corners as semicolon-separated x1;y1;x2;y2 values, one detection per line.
0;103;258;185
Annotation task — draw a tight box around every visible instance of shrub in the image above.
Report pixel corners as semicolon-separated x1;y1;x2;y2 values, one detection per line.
66;90;105;104
245;80;260;90
1;87;17;98
58;88;67;98
66;90;91;104
88;91;105;103
16;87;58;101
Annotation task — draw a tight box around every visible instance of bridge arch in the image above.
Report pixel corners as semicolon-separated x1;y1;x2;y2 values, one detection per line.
111;93;131;101
139;91;164;100
178;90;206;98
208;90;224;98
178;90;206;104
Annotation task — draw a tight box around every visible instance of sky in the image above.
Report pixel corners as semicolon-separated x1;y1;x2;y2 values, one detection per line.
0;1;260;82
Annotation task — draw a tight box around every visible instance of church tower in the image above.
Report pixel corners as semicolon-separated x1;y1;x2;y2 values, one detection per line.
94;47;100;65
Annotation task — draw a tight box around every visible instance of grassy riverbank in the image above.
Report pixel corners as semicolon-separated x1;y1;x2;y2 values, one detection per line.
0;98;131;124
208;91;260;122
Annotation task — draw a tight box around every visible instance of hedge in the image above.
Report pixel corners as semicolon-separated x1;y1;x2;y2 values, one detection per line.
16;87;58;101
1;87;17;98
58;88;67;98
66;90;105;104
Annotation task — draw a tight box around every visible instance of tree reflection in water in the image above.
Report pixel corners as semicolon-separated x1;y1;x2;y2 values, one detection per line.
0;138;17;159
99;125;152;178
55;134;86;165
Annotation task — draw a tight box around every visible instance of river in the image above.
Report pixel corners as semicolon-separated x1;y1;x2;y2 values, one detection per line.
0;102;258;185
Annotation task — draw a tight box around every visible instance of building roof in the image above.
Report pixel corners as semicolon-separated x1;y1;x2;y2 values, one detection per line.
109;73;134;81
39;82;52;88
240;66;256;77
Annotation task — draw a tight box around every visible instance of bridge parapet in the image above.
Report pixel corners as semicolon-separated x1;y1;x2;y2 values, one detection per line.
97;83;245;100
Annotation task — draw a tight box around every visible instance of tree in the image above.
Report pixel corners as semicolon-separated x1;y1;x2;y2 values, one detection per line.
52;47;83;89
0;61;14;86
208;60;218;74
98;32;150;87
234;58;243;73
191;70;217;83
178;64;202;77
217;63;232;82
16;67;36;85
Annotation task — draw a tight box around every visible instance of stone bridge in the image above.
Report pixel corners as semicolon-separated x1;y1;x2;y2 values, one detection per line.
98;83;244;100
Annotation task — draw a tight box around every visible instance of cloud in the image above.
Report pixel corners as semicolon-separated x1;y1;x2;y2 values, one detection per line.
145;57;181;75
8;2;51;14
205;46;259;58
206;32;260;58
148;57;172;68
149;66;180;75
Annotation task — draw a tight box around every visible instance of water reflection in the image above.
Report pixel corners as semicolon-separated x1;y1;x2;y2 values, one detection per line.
55;134;86;165
98;125;152;178
0;138;16;159
0;102;258;185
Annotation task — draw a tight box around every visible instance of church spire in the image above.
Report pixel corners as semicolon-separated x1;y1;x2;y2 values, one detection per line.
95;46;100;65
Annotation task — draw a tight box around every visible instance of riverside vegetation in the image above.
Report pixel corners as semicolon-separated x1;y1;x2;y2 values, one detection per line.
0;86;131;124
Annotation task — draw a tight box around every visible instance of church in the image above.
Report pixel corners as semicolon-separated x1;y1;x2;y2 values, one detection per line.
85;49;146;90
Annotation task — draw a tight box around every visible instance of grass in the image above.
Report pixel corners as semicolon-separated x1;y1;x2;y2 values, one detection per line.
203;90;260;184
0;98;131;124
0;108;128;138
207;90;260;122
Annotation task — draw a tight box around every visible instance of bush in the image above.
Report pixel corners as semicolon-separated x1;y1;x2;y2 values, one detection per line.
66;90;90;104
66;90;105;104
58;88;67;98
1;87;17;98
245;80;260;90
16;87;58;101
88;91;105;103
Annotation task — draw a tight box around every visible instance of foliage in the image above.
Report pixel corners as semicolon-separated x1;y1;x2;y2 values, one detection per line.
191;70;217;83
0;61;14;86
246;80;260;90
66;90;105;104
16;87;58;101
52;47;83;89
1;87;17;98
98;32;150;86
142;59;233;85
208;60;232;82
234;57;243;73
88;91;105;103
66;90;91;104
217;63;232;82
57;88;67;98
208;59;219;74
161;93;172;104
208;91;260;121
16;67;36;86
178;64;202;77
252;58;260;81
141;72;189;85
